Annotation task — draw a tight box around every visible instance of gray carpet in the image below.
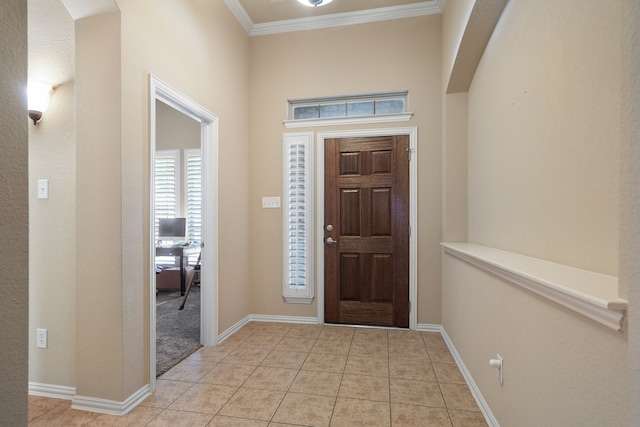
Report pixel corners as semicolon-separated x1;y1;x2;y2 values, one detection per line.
156;287;202;377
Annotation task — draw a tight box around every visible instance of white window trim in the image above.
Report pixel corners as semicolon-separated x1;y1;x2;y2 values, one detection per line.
284;91;412;129
283;112;413;129
282;132;314;304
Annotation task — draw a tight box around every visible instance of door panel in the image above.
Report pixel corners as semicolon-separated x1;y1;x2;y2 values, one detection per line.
324;135;409;328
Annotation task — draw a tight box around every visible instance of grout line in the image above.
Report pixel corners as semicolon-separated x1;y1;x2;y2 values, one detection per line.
28;322;487;426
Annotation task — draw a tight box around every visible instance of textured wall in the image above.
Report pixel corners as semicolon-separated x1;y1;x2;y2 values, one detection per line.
621;0;640;424
74;11;124;401
248;15;444;324
0;0;29;424
28;0;77;389
467;0;620;275
116;0;251;351
442;256;627;426
441;0;628;424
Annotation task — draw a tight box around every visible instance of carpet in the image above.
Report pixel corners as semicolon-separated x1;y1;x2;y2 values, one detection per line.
156;287;202;377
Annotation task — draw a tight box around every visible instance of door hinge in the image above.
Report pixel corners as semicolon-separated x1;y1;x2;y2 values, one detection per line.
406;147;415;161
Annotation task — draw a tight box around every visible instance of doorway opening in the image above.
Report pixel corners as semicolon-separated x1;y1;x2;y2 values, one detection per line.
148;75;219;390
154;101;202;376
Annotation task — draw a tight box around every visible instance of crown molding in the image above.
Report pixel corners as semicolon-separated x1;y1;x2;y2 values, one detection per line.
225;0;445;37
224;0;254;35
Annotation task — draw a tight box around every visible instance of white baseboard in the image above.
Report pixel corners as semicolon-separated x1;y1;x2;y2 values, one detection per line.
218;314;252;342
249;314;319;325
218;314;319;343
415;322;443;333
29;382;75;400
417;323;499;427
29;382;151;416
71;384;151;416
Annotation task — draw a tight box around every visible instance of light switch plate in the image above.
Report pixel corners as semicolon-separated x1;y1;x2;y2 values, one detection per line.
262;196;281;208
37;179;49;199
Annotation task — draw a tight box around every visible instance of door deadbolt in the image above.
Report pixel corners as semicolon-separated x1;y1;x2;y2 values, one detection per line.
326;224;333;231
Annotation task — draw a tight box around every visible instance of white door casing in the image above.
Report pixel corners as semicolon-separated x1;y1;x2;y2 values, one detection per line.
148;74;219;390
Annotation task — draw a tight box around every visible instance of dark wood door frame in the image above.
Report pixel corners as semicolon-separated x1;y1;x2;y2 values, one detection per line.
315;128;418;329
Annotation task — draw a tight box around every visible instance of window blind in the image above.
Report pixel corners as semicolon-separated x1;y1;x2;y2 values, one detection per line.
155;150;181;265
185;149;202;264
155;150;180;240
282;133;314;303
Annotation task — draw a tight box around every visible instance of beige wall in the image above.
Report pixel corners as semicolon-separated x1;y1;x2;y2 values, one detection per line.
441;0;474;91
0;1;28;424
441;92;468;242
28;0;77;390
442;0;627;424
467;0;620;275
24;0;251;402
443;257;627;426
248;15;444;324
156;101;200;152
156;100;200;217
621;1;640;424
75;11;124;400
115;0;251;346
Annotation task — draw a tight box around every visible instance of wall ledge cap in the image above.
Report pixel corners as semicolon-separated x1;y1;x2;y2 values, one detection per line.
442;243;627;331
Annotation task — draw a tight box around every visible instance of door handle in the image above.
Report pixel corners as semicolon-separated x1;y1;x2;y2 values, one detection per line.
326;237;338;245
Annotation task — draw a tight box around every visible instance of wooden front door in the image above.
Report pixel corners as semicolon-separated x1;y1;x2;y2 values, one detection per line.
324;135;410;328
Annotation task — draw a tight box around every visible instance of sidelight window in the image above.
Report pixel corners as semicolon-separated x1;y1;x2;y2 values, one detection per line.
282;132;314;304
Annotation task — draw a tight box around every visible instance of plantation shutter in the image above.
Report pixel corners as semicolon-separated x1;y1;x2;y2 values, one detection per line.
185;149;203;263
155;150;180;265
185;150;203;243
155;150;180;240
282;133;314;303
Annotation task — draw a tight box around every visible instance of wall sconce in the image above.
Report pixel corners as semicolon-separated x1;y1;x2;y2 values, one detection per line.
27;81;55;125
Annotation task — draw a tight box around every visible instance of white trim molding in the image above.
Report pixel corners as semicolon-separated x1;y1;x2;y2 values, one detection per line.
224;0;444;36
218;314;320;343
442;243;627;332
249;314;319;325
29;382;75;400
149;74;220;394
71;385;151;416
416;324;499;427
283;113;413;129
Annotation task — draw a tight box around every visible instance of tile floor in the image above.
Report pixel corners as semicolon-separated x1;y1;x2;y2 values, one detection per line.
28;322;488;426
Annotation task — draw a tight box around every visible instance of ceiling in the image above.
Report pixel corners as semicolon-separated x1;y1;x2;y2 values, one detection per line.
225;0;445;36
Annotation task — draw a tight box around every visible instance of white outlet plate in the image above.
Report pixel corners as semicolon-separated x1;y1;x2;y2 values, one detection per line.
262;196;281;209
36;328;48;348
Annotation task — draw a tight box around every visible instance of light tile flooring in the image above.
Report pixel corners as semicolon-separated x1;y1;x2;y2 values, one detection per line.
28;322;488;426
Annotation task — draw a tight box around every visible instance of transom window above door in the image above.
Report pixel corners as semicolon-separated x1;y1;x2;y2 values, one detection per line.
283;91;412;128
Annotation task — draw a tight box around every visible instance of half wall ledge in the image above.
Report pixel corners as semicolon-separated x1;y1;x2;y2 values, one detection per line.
441;243;627;332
